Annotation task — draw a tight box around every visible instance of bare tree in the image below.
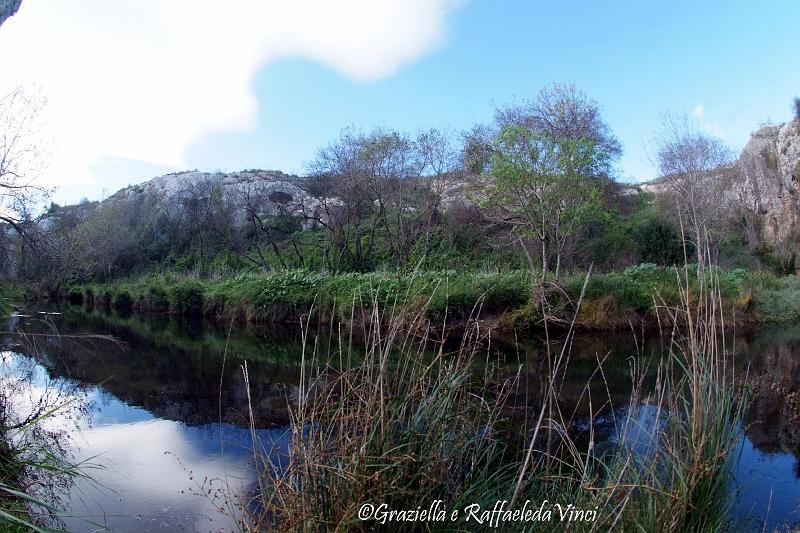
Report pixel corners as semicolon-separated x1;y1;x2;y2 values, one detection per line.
70;203;136;280
225;179;306;270
653;112;734;271
0;85;51;271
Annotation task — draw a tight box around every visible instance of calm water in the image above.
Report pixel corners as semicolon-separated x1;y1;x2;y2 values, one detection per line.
3;303;800;531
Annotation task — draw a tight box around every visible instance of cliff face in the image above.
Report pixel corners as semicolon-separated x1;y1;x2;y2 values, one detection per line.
736;121;800;249
0;0;22;28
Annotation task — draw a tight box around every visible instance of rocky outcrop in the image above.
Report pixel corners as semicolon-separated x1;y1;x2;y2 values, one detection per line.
736;121;800;248
641;119;800;259
0;0;22;28
44;169;322;230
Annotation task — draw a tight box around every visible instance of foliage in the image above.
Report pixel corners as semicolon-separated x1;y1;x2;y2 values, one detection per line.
168;280;205;315
249;262;745;532
633;216;686;265
485;125;608;278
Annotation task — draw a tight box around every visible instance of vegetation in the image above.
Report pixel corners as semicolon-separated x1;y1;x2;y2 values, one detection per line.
6;86;789;292
1;75;799;529
246;259;746;531
60;265;800;331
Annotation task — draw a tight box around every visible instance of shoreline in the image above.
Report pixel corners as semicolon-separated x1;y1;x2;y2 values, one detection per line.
40;265;799;333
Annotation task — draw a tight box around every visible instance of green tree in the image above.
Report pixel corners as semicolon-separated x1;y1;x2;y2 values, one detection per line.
633;216;686;265
485;125;608;280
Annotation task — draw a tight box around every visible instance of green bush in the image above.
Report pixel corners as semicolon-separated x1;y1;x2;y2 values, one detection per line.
144;286;169;313
632;217;686;266
168;281;205;315
252;270;322;320
112;291;133;312
753;287;800;322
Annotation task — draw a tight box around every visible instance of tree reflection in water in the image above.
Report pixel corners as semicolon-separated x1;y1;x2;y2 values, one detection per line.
0;313;105;529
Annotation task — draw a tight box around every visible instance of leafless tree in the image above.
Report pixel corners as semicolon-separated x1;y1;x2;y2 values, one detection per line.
0;86;51;253
306;126;459;271
653;112;734;272
224;178;306;270
70;203;136;280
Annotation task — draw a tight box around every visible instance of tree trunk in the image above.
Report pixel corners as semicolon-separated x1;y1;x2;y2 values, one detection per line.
540;236;548;281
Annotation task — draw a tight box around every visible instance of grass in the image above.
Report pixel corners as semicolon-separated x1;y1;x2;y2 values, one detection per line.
237;253;748;531
61;265;792;331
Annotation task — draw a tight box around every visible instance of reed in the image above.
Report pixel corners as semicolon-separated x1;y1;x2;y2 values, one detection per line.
238;237;748;532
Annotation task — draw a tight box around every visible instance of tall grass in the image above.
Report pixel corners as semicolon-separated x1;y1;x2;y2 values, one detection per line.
248;297;522;531
238;242;748;531
593;257;747;531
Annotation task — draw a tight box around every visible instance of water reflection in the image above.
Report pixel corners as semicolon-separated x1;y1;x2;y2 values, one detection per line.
61;387;289;532
3;307;296;531
4;303;800;530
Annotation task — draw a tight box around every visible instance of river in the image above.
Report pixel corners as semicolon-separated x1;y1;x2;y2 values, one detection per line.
2;303;800;531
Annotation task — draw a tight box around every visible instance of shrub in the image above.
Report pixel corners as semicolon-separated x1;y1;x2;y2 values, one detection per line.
578;294;616;327
144;286;169;313
251;270;321;320
112;291;133;312
632;217;685;265
752;287;800;322
168;281;204;315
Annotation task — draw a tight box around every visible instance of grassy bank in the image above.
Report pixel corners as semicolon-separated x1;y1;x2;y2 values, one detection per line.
58;265;800;331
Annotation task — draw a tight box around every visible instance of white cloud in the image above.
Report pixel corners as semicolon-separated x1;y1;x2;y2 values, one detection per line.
692;104;725;139
0;0;462;191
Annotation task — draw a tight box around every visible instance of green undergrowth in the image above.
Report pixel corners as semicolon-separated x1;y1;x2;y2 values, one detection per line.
0;283;25;321
61;265;800;330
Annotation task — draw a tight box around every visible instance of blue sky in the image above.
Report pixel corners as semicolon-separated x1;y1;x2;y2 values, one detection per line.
3;1;799;205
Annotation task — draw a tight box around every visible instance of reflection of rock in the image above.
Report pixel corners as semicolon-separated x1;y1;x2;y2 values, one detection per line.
744;341;800;456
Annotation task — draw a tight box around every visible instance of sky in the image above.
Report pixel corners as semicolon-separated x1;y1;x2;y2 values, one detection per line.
1;0;799;206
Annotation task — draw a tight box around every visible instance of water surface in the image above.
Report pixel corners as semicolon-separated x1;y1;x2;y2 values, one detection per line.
4;304;800;531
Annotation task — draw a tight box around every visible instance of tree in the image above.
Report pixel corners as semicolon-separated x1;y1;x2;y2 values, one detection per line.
653;113;734;271
71;203;136;280
0;85;51;275
228;178;305;270
496;83;622;167
306;126;457;271
461;124;495;175
485;125;607;280
794;97;800;121
633;216;686;265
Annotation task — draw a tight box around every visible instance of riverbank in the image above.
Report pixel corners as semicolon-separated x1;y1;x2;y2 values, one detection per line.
48;265;800;331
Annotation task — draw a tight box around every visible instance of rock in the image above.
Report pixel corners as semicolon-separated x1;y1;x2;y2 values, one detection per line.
0;0;22;28
736;120;800;250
